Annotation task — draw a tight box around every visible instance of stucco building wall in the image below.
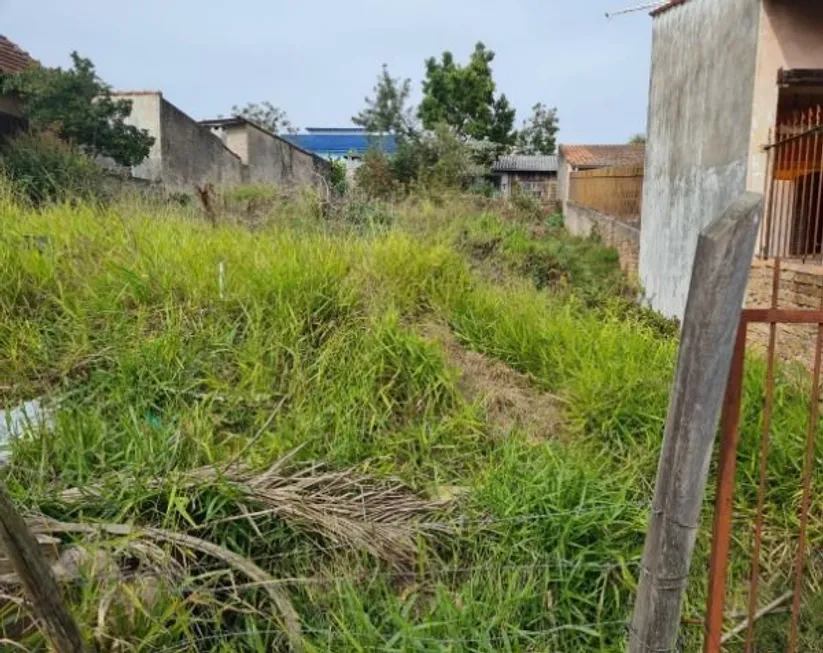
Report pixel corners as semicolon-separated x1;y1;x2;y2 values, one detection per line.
245;124;330;187
118;92;164;183
639;0;762;319
159;100;244;188
557;152;573;209
207;120;331;188
749;0;823;193
116;91;244;189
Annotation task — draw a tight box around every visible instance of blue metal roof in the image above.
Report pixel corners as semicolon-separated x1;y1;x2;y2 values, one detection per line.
282;133;397;158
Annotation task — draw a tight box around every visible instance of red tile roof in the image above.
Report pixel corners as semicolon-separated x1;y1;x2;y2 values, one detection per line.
559;144;645;168
651;0;692;18
0;35;35;74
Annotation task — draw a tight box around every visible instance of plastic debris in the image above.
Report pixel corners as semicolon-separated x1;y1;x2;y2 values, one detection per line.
0;398;55;463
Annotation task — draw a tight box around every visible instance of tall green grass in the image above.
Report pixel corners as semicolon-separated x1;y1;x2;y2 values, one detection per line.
0;189;819;651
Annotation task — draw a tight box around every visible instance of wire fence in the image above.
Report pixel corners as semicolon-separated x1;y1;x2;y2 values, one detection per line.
155;620;634;652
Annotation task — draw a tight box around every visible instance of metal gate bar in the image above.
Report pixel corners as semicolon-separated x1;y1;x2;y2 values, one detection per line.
704;258;823;652
744;261;781;653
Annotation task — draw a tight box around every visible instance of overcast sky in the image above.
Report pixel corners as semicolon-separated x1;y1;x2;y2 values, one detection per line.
2;0;654;144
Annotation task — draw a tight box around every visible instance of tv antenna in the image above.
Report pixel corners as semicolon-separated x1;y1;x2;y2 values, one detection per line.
605;1;666;19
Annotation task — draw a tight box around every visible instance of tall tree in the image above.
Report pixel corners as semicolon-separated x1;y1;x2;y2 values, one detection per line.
1;52;154;167
418;42;516;147
232;101;297;134
516;103;559;155
352;64;414;135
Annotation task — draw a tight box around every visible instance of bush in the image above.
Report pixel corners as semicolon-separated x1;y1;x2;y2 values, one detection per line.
354;149;396;199
0;131;105;205
509;183;543;221
329;158;348;195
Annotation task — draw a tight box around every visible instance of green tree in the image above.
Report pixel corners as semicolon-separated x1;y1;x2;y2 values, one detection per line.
352;64;414;135
517;103;559;155
629;133;646;145
232;101;297;134
418;42;516;147
1;52;154;167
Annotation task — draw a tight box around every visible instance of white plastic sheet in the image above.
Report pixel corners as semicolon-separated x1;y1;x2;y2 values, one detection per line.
0;398;54;463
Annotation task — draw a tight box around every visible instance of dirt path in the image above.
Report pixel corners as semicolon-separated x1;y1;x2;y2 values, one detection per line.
421;322;562;442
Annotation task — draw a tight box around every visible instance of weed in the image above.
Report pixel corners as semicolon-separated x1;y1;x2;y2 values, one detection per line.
0;186;817;651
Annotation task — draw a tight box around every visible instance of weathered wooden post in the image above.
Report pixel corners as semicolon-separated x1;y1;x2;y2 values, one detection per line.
0;482;87;652
628;193;763;653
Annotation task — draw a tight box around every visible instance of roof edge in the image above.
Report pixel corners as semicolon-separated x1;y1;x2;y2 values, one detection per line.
112;90;163;97
651;0;690;18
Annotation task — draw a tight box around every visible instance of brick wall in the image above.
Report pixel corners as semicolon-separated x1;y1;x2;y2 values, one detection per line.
745;259;823;370
564;200;640;278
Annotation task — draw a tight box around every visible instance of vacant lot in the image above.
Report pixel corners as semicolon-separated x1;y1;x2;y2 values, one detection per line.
0;188;819;651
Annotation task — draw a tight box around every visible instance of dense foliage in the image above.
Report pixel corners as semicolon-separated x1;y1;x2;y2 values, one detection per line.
352;64;414;135
419;42;517;149
517;102;560;155
0;131;105;205
1;52;154;167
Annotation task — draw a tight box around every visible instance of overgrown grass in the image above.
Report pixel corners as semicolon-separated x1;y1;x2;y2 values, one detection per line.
0;188;820;651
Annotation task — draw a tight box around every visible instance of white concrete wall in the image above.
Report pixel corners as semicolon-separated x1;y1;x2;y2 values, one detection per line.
117;92;163;182
639;0;762;319
117;92;244;189
159;99;245;188
217;126;249;165
245;123;330;187
557;151;572;209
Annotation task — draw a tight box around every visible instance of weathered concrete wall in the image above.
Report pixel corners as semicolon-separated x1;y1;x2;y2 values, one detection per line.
639;0;762;319
116;92;164;182
566;200;640;278
160;100;244;189
244;123;330;187
219;127;249;165
557;151;572;209
209;122;331;189
116;91;245;189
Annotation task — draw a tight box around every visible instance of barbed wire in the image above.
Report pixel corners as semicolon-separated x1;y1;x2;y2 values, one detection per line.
229;559;640;590
155;620;631;652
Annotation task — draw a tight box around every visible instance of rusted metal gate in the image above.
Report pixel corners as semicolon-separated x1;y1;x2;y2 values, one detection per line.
703;259;822;652
759;106;823;263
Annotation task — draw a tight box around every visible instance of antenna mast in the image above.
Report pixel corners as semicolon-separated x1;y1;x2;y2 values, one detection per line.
605;1;666;19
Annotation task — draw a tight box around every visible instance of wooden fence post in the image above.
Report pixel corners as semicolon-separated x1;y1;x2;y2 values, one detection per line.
0;482;86;652
628;192;763;653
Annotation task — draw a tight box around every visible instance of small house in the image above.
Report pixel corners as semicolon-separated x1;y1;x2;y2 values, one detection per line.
491;154;559;211
0;35;36;136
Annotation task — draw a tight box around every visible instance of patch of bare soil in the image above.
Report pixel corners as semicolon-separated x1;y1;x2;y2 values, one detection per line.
421;322;562;442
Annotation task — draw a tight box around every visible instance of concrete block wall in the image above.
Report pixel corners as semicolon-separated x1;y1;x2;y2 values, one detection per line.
745;259;823;372
159;99;244;189
565;200;640;279
244;123;330;187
